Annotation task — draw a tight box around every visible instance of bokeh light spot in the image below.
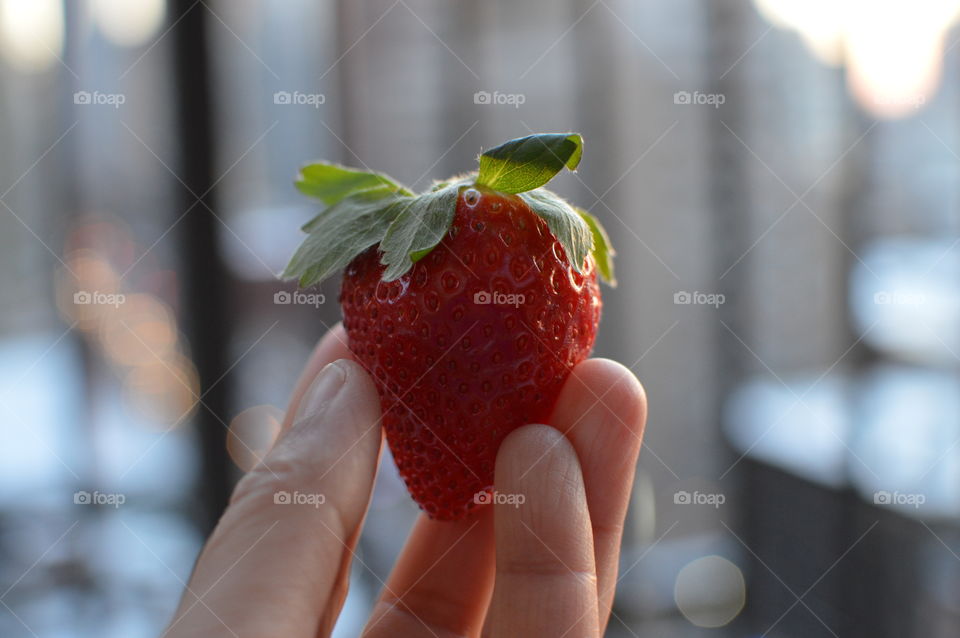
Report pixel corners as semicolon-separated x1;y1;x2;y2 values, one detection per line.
674;555;746;628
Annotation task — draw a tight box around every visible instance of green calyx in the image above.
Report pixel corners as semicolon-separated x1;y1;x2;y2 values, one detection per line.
282;133;616;288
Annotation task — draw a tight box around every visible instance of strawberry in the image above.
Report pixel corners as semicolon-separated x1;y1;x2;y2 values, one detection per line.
284;134;615;520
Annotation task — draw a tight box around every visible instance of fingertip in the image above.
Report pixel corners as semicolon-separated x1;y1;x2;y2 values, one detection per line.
563;358;647;437
293;357;381;451
495;425;589;539
496;425;579;489
283;323;354;431
335;357;379;401
306;322;353;374
499;423;572;464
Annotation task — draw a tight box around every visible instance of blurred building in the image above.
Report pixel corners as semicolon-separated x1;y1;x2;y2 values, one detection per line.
0;1;959;636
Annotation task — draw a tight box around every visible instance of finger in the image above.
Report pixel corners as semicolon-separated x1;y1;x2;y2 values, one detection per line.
549;358;646;631
363;509;495;637
167;359;383;638
282;322;353;433
279;322;369;633
487;425;600;637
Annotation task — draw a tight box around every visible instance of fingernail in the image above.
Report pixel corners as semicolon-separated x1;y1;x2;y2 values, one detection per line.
293;360;347;427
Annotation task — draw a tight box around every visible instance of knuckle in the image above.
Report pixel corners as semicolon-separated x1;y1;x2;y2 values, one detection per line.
228;455;305;508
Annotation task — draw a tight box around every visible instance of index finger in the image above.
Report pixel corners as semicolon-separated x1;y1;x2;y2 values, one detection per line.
167;325;381;638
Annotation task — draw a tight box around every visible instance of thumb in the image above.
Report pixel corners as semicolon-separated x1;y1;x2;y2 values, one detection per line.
166;359;383;638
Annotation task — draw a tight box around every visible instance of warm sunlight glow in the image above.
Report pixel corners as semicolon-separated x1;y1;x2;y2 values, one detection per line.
99;293;178;367
56;251;122;330
90;0;166;48
754;0;844;65
753;0;960;118
0;0;64;73
123;353;200;425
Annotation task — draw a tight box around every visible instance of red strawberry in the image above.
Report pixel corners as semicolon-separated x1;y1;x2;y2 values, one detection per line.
284;134;615;520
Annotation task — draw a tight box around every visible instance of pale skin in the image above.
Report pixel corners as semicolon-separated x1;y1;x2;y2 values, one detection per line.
164;323;647;637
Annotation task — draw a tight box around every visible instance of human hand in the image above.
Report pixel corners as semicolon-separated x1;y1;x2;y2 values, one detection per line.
164;323;647;637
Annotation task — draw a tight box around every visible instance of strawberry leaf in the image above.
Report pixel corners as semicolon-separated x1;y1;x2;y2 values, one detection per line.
379;184;461;281
300;184;398;232
576;207;616;286
476;133;583;194
282;189;409;287
295;162;412;205
284;133;616;290
518;189;592;274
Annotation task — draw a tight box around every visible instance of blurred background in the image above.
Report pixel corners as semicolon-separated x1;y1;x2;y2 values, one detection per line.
1;0;958;636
